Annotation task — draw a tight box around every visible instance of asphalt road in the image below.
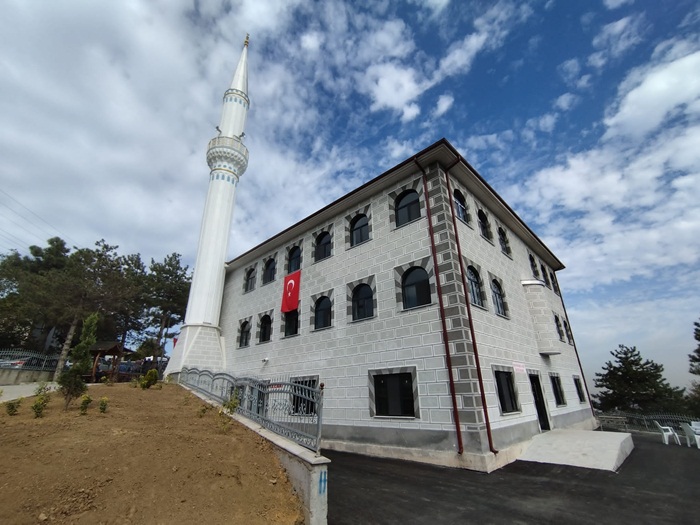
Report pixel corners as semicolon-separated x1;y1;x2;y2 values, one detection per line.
324;432;700;524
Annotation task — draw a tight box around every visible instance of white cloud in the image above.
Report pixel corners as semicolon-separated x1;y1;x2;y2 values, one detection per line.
434;94;454;117
401;103;421;122
554;93;578;111
603;0;635;9
588;14;646;69
558;58;581;84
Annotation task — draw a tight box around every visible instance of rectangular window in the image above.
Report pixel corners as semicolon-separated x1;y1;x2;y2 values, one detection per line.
290;376;318;415
574;377;586;403
495;370;519;414
284;310;299;336
374;372;415;417
550;375;566;406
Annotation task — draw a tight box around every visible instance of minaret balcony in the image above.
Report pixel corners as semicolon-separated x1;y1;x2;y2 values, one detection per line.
206;136;249;174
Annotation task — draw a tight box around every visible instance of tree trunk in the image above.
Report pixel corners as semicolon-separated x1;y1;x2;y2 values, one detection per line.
53;314;79;382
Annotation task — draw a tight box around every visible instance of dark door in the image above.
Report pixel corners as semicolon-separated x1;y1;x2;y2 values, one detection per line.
529;374;550;431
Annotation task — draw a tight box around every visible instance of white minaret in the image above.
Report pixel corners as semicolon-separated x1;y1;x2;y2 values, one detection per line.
166;36;250;376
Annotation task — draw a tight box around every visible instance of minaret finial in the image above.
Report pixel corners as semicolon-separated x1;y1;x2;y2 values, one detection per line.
244;34;250;47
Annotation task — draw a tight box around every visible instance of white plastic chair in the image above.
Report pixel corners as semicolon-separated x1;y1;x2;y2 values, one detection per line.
653;420;680;445
681;423;700;448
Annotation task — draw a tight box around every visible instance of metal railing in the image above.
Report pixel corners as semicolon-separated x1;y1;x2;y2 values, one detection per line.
179;367;324;452
597;410;698;432
0;349;60;371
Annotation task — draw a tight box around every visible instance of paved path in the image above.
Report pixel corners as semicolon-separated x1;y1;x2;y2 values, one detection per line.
324;433;700;524
0;382;58;401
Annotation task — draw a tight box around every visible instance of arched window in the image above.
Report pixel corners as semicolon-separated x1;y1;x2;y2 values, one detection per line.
529;255;539;278
554;315;564;341
550;272;560;295
467;266;484;307
314;296;332;329
395;190;420;227
315;232;331;262
491;280;506;316
259;315;272;343
498;227;511;255
477;210;491;239
350;215;369;246
244;268;256;292
262;259;276;284
562;319;572;344
402;267;431;309
284;310;299;337
541;265;551;287
352;284;374;320
454;190;468;222
239;321;251;347
287;246;301;273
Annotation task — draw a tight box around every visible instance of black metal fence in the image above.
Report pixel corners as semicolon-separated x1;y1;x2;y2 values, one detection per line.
0;349;60;371
179;367;324;452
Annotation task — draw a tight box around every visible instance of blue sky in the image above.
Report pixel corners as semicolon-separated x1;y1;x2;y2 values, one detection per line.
1;0;698;389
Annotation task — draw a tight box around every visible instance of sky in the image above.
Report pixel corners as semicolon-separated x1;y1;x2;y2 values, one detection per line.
1;0;699;390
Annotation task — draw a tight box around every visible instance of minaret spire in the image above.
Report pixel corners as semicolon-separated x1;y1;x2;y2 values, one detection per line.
165;36;251;377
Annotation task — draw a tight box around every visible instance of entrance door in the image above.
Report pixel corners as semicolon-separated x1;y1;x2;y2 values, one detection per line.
529;374;550;431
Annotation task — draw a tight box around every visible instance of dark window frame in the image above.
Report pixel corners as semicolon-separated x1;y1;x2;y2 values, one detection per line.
239;321;251;348
350;214;370;247
573;377;586;403
477;209;492;240
454;190;469;223
373;372;415;417
395;190;421;227
262;258;276;285
554;314;565;341
491;279;507;316
529;255;540;278
244;268;256;293
495;370;519;414
498;227;511;255
467;266;484;307
259;315;272;343
315;232;332;262
352;283;374;320
401;267;431;309
550;374;566;406
284;309;299;337
314;296;332;329
287;246;301;273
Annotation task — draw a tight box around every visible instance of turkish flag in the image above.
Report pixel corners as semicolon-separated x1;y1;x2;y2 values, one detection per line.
281;270;301;313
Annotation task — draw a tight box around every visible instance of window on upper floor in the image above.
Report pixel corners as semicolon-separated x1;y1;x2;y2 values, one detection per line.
352;283;374;321
529;254;540;278
395;190;420;227
541;264;551;287
401;267;431;309
562;319;573;344
467;266;484;307
491;280;507;317
550;374;566;406
550;271;560;295
262;258;276;284
554;314;565;341
244;268;256;293
284;309;299;337
477;209;492;240
498;227;511;255
239;321;251;348
314;296;332;329
454;190;469;223
350;214;369;247
495;370;519;414
259;315;272;343
315;232;332;262
287;246;301;273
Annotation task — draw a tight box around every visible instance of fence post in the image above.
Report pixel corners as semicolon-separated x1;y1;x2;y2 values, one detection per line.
315;383;325;453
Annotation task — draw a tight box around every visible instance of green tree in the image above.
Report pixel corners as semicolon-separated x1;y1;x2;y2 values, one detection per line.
593;344;685;413
688;318;700;375
684;318;700;416
58;312;98;410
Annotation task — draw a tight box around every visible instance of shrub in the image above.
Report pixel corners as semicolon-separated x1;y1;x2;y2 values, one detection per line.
31;399;45;418
5;398;21;416
145;369;159;388
99;397;109;413
79;394;92;415
58;369;87;411
223;394;239;414
131;377;140;388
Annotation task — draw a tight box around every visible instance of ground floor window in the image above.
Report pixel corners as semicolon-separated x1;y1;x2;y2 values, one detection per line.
369;368;417;417
290;376;318;415
550;374;566;406
495;370;519;414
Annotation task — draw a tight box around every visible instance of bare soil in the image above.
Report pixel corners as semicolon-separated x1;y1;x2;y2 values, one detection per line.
0;383;304;524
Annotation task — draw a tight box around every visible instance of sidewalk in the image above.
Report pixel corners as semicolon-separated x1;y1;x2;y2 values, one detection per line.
0;382;58;401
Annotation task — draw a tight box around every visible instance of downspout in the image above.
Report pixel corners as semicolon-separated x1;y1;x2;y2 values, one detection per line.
414;158;464;455
443;158;498;455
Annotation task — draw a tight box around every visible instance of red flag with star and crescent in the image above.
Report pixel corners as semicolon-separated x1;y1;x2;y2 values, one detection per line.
281;270;301;313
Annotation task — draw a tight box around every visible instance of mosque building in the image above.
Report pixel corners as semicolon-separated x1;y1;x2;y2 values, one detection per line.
166;37;596;471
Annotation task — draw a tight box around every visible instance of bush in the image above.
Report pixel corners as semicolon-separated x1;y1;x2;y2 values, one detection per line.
5;398;21;416
99;397;108;413
145;369;159;388
79;394;92;415
58;369;88;410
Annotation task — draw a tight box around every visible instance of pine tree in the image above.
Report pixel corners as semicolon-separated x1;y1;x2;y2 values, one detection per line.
593;344;685;413
688;319;700;375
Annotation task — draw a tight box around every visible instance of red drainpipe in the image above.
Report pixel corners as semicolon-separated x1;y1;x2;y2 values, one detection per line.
443;158;498;455
414;158;464;455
